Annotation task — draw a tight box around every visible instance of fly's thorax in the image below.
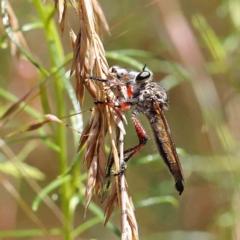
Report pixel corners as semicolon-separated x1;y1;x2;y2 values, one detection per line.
133;82;169;109
151;82;169;110
150;82;168;102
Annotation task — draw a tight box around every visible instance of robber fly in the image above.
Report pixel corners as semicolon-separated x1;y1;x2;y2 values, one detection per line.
90;65;184;195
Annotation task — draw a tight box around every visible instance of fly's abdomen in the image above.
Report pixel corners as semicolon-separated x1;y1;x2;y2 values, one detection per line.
146;110;184;195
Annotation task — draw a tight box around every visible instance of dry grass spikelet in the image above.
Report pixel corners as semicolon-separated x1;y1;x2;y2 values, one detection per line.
2;2;30;57
54;1;139;239
54;0;67;33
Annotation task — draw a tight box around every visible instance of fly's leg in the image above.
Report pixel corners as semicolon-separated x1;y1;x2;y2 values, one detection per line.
93;100;129;195
94;100;132;113
89;75;132;87
100;131;118;202
114;116;149;176
124;116;149;161
94;100;148;176
89;75;127;86
88;76;108;83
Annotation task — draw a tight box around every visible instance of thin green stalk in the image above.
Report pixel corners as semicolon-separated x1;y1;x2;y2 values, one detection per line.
0;88;59;152
1;0;48;76
32;1;73;239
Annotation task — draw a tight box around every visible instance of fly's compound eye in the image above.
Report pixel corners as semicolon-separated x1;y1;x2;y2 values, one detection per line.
136;71;151;81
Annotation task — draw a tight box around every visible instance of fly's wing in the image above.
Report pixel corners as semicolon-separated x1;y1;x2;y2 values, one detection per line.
146;100;184;195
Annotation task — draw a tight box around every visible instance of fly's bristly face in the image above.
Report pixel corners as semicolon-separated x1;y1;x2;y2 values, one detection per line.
109;66;130;80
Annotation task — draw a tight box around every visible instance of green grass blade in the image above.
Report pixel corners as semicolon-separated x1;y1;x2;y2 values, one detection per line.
32;175;72;211
0;162;45;180
71;217;102;238
0;228;61;238
192;13;227;73
135;196;178;208
1;0;49;76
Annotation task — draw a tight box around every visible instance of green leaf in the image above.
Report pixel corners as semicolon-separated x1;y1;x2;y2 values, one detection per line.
32;175;71;211
71;217;102;237
0;161;45;180
106;49;189;90
0;228;61;238
0;87;59;152
135;196;178;208
74;194;121;237
228;0;240;29
106;51;145;70
192;13;227;73
1;0;49;76
21;22;43;32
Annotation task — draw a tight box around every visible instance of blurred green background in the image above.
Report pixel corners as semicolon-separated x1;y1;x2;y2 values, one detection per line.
1;0;240;239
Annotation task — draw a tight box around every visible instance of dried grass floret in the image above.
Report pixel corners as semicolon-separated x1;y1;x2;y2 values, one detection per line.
54;1;139;239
